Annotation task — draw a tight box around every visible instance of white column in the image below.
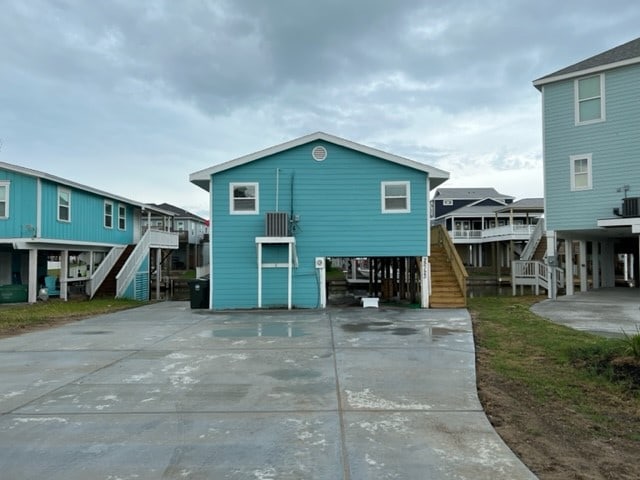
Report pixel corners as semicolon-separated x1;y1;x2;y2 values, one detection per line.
565;239;574;296
287;242;292;310
60;250;69;301
28;249;38;303
317;258;326;309
546;230;557;299
257;244;263;308
421;256;430;308
579;240;588;292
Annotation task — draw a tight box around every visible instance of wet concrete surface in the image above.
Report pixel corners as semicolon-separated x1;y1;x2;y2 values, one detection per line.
531;287;640;337
0;302;536;479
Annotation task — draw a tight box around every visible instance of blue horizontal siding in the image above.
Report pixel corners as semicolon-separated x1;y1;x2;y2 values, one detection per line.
210;140;429;309
39;180;135;244
544;63;640;231
0;170;38;237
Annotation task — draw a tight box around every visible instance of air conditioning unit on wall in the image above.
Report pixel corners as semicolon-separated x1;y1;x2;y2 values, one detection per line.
265;212;289;236
622;197;640;218
315;257;325;269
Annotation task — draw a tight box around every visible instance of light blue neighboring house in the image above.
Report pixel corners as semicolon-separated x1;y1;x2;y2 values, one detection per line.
0;161;179;303
533;37;640;295
190;132;450;310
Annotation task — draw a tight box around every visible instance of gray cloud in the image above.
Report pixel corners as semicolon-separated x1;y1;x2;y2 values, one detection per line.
1;0;640;216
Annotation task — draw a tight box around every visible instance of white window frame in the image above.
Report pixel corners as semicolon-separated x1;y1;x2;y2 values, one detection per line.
57;187;71;222
570;154;593;191
0;181;9;219
230;182;259;215
381;181;411;213
118;205;126;230
104;200;113;228
575;74;605;125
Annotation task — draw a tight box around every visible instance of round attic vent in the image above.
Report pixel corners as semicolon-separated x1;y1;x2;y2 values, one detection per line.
312;145;327;161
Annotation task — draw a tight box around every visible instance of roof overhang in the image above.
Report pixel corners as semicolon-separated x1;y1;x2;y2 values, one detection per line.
533;56;640;90
0;161;165;212
4;238;122;251
597;217;640;233
189;132;450;192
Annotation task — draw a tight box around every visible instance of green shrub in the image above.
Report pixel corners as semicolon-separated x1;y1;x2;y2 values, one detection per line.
621;326;640;359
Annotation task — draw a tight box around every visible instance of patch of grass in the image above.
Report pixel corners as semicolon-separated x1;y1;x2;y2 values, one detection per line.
621;326;640;359
470;295;640;438
326;267;345;281
0;298;143;335
180;270;197;279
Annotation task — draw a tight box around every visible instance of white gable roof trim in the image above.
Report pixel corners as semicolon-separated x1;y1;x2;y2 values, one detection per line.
190;132;450;191
0;161;175;217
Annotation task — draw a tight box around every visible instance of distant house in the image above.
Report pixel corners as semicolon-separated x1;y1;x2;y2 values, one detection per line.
190;132;451;309
431;187;514;219
0;161;178;303
144;203;209;271
431;188;543;268
534;36;640;295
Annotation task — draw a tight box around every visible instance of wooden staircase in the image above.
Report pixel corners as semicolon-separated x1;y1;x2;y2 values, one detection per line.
429;245;467;308
94;245;135;298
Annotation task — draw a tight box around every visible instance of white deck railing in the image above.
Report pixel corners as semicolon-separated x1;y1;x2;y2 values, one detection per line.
512;260;564;295
116;229;178;298
449;224;537;241
520;219;545;261
86;246;125;298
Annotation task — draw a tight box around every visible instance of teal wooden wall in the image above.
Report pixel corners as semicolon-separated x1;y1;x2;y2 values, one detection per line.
39;180;135;244
210;140;429;309
0;170;38;237
543;63;640;231
0;167;136;245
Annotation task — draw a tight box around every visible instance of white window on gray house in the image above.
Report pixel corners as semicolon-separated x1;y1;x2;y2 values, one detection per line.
118;205;126;230
381;181;410;213
58;187;71;222
0;181;9;219
176;221;184;231
575;74;605;124
230;183;259;214
104;201;113;228
570;154;593;191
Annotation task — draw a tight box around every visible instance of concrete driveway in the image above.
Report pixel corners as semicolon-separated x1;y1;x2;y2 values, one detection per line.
531;287;640;337
0;302;535;479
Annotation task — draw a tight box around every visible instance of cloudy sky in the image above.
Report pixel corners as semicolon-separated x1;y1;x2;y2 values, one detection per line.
2;1;639;218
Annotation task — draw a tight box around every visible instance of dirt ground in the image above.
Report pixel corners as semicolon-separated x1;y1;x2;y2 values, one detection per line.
473;319;640;479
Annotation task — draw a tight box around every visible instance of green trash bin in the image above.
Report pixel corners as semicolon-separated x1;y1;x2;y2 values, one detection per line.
188;278;210;309
0;284;28;303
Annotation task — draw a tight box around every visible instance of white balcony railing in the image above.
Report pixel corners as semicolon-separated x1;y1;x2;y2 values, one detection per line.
449;224;537;241
116;229;178;298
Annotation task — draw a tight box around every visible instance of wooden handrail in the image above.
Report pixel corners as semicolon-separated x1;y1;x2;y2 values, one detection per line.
431;224;468;299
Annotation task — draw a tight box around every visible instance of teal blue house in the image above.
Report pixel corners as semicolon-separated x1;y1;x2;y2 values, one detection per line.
534;37;640;295
190;132;449;310
0;161;178;303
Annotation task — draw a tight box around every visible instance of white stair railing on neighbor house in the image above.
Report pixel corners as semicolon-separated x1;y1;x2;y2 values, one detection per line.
195;265;209;278
520;219;545;261
512;260;564;295
86;246;126;299
116;229;178;298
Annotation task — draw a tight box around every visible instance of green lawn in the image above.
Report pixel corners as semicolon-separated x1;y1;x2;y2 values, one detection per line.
0;298;143;335
469;295;640;438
